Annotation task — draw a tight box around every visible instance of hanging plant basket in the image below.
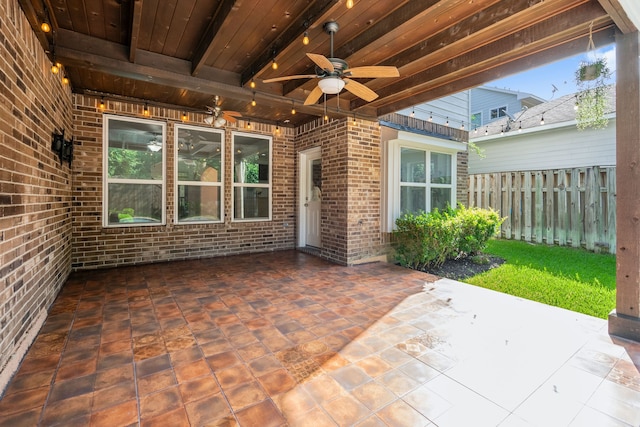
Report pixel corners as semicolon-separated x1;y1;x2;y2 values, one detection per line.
577;59;607;82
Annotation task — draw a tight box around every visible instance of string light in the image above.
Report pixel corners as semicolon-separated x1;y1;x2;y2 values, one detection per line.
291;101;296;115
272;58;278;70
518;121;522;132
540;113;545;125
246;120;251;129
275;122;280;134
41;21;51;33
62;75;69;85
143;103;149;116
99;97;105;110
352;114;357;125
302;31;310;45
501;125;504;136
428;112;433;122
251;92;256;107
346;0;354;8
460;122;465;130
51;62;59;74
182;112;188;122
485;127;488;135
250;78;256;89
410;108;415;118
445;117;449;127
474;126;478;134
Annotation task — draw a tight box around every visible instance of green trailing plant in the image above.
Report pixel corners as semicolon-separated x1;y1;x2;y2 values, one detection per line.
393;205;504;270
574;57;612;131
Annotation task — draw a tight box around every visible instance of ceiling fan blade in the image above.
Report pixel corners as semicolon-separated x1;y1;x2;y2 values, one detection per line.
345;66;400;78
304;85;324;106
223;111;242;117
263;74;317;83
307;53;334;73
343;78;378;102
222;113;238;123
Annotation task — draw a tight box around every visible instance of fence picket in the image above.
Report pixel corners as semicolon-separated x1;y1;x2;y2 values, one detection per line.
468;166;615;253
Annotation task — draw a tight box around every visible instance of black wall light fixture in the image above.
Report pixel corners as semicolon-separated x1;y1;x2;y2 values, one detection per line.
51;129;74;167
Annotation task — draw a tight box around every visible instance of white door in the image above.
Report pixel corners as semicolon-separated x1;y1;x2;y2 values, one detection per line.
299;148;322;248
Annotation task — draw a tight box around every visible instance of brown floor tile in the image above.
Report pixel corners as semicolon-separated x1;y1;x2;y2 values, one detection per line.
0;407;42;427
95;364;135;390
248;355;284;377
90;399;138;426
174;358;212;382
137;369;177;396
235;399;286;427
178;375;221;404
258;369;297;396
141;407;191;427
322;394;370;426
171;346;205;366
0;386;49;415
3;371;53;395
184;393;232;426
140;385;183;420
207;350;241;370
216;364;254;391
226;381;268;411
136;354;172;377
48;374;96;403
92;381;137;412
40;393;93;426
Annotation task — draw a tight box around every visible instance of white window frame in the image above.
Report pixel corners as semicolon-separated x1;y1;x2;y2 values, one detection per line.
490;106;508;120
103;114;167;227
231;131;272;222
382;131;466;232
174;124;225;224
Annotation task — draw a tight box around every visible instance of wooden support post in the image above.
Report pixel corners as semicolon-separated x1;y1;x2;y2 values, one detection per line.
609;30;640;342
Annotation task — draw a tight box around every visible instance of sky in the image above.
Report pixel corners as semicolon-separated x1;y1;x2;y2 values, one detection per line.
486;44;617;101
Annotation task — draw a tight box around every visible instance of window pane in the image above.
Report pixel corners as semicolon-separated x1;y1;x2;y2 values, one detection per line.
234;187;269;219
431;188;451;211
108;120;164;180
177;127;222;182
400;186;426;215
234;137;269;184
400;148;426;183
177;184;220;222
431;152;451;184
107;183;162;224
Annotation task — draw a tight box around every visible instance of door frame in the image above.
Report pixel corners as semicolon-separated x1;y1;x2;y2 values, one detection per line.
298;146;321;248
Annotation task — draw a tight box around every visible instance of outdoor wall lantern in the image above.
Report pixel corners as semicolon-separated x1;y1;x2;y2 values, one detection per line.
51;129;74;167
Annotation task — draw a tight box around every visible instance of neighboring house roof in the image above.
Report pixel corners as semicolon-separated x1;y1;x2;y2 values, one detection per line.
471;85;616;138
474;86;547;108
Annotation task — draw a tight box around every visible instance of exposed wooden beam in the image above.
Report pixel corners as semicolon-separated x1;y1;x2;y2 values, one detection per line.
16;0;50;54
597;0;639;33
191;0;237;76
129;0;143;63
240;0;340;86
352;2;613;110
374;26;615;116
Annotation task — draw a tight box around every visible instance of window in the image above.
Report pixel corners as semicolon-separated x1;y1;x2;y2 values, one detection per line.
490;106;507;120
232;132;271;221
382;131;466;232
470;111;482;128
175;124;224;223
103;115;166;226
400;148;452;215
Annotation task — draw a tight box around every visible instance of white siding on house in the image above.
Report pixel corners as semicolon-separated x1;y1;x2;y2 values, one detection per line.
468;120;616;174
397;91;469;127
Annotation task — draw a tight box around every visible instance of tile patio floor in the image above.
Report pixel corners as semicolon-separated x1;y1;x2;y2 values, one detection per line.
1;250;639;426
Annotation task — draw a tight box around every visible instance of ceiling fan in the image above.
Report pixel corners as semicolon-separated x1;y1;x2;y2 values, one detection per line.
263;21;400;106
204;95;242;127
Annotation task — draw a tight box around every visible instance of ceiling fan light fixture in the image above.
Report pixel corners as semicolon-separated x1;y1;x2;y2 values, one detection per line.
214;117;226;128
204;115;214;125
318;76;345;94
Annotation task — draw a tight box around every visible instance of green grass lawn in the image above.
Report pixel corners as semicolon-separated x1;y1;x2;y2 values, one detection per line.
466;239;616;319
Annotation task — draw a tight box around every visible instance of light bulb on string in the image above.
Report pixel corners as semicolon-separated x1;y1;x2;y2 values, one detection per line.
346;0;354;8
302;32;310;45
250;78;256;89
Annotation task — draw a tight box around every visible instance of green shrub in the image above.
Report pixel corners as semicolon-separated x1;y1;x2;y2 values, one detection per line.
453;205;504;255
393;205;504;269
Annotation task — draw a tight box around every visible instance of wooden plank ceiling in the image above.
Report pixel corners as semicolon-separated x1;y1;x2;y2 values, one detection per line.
18;0;620;127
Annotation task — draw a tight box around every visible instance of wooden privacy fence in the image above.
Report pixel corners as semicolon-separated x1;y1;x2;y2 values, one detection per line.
468;167;616;253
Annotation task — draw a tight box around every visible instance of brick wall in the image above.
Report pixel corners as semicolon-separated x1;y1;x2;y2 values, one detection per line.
0;0;74;392
295;117;384;265
71;95;296;269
